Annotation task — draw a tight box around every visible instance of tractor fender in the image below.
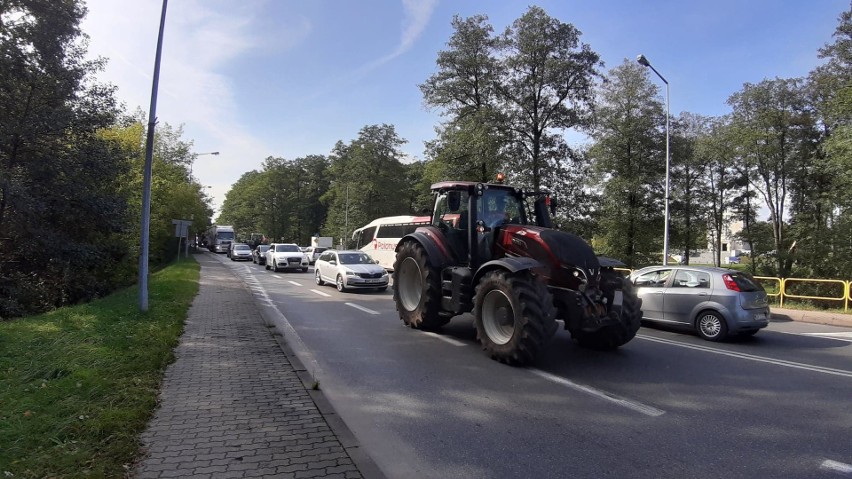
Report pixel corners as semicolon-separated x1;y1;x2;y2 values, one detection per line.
473;256;542;285
397;230;453;269
597;256;626;268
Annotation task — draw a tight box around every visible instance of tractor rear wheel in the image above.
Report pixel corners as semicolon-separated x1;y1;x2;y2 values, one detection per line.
473;270;556;366
572;273;642;350
393;241;449;330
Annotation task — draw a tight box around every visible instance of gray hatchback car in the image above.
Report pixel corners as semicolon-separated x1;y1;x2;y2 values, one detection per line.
630;265;770;341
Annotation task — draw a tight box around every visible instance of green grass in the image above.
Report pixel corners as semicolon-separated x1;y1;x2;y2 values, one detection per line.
0;258;199;477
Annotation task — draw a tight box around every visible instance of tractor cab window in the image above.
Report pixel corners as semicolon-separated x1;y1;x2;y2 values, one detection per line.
433;190;470;232
478;188;524;228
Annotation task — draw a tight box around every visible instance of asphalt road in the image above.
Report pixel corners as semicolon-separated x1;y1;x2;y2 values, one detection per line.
211;252;852;479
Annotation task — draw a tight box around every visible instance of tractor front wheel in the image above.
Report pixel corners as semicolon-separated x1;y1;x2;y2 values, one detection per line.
473;270;556;366
393;241;449;330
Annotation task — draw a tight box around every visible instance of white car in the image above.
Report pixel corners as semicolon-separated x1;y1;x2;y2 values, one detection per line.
265;243;309;272
314;250;388;292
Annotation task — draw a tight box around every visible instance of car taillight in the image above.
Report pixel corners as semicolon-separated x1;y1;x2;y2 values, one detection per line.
722;274;741;291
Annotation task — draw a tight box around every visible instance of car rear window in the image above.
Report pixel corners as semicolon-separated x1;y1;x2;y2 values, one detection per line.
728;272;763;292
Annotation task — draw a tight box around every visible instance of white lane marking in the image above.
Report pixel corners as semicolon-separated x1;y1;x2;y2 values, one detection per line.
288;281;303;287
821;459;852;475
530;369;665;417
638;334;852;378
801;332;852;342
775;330;852;343
273;275;282;279
420;331;467;347
310;289;331;297
345;303;380;315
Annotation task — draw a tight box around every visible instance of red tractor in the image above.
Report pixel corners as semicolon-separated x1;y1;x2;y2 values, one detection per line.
392;179;642;365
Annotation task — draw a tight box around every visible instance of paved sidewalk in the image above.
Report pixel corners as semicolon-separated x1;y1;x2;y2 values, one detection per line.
134;255;377;478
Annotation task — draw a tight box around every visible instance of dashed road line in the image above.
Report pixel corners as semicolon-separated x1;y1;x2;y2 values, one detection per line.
421;331;466;347
310;289;331;297
530;369;666;417
638;334;852;378
288;281;303;286
821;459;852;475
345;303;380;315
273;275;282;279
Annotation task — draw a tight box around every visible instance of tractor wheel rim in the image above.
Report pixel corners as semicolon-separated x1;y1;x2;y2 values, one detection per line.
398;257;422;312
482;290;515;345
699;314;721;337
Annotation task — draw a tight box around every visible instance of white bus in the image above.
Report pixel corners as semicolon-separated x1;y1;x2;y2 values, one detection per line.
351;215;431;270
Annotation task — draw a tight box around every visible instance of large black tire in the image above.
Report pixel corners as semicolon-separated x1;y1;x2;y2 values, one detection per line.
473;270;557;366
393;241;449;330
572;273;642;350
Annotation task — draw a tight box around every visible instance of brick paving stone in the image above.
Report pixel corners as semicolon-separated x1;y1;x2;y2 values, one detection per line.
134;256;364;478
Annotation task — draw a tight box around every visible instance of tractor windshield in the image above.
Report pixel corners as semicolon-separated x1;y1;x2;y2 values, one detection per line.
478;188;526;228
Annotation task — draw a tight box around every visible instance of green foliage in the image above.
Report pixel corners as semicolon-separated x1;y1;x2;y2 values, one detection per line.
589;60;665;267
420;6;601;218
322;125;413;247
0;259;199;477
0;0;130;316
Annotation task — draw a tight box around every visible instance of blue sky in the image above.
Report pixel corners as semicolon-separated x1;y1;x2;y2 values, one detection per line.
81;0;848;214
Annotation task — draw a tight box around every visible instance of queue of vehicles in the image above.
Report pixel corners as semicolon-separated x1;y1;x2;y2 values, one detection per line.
206;180;770;363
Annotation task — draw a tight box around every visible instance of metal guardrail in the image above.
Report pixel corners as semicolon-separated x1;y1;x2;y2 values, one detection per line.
756;277;850;312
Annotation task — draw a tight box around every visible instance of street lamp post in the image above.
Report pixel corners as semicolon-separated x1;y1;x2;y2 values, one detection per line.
189;151;219;182
139;0;168;312
637;54;671;265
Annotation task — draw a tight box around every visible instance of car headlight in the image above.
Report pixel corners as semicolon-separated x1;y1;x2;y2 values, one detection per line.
345;271;357;276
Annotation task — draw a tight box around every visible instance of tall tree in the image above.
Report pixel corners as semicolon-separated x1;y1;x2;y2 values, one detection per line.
0;0;129;316
420;14;505;184
322;125;410;247
727;78;815;275
589;60;666;267
495;6;601;192
668;113;710;265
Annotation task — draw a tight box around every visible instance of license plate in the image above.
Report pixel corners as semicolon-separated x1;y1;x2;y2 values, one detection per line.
754;312;766;320
289;259;300;263
367;279;380;283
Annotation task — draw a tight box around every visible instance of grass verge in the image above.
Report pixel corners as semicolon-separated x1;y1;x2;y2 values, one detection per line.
0;258;199;477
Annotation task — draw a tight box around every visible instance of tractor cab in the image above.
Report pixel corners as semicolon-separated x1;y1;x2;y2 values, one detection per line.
429;180;554;269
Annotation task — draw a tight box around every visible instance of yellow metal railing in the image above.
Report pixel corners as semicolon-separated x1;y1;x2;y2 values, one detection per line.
751;276;850;312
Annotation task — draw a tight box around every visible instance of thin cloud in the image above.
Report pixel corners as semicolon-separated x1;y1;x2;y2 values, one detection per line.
360;0;439;72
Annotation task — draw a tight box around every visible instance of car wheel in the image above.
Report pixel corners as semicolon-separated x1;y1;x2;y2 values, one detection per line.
336;275;346;292
315;269;324;286
265;263;270;270
696;311;728;341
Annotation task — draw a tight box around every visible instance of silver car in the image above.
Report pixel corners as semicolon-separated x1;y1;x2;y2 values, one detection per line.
314;250;388;292
228;243;253;261
630;265;770;341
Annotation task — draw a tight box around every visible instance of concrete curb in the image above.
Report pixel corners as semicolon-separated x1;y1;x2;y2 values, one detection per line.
771;307;852;328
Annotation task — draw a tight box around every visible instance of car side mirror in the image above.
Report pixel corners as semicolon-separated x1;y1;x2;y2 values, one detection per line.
329;260;336;266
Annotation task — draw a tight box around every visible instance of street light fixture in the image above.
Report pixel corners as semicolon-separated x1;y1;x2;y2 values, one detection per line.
189;151;219;181
637;54;671;265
